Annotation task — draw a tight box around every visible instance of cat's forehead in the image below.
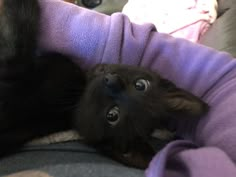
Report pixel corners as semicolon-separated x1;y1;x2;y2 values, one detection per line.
92;64;157;78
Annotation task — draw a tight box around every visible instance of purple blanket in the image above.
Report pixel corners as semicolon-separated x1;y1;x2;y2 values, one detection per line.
38;0;236;176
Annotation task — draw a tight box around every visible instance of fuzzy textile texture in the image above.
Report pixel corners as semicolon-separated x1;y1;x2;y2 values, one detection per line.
122;0;218;42
9;0;235;176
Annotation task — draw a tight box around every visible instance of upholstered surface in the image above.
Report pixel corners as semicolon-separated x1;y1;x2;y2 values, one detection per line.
200;0;236;57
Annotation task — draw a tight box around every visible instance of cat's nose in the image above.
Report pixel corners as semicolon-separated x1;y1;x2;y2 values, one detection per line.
103;73;124;92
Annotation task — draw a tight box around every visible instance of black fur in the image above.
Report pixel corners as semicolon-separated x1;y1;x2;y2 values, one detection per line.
74;64;209;168
0;0;86;155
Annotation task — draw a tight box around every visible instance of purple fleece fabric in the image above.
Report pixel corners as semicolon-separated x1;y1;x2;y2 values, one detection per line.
38;0;236;176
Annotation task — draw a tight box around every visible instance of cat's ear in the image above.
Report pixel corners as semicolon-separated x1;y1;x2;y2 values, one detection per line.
160;79;209;119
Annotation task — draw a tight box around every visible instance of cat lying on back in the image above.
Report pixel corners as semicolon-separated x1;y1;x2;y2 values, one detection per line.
0;0;209;169
74;64;209;168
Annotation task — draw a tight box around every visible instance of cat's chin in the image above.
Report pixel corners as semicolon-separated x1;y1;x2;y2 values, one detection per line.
91;130;176;169
99;134;176;169
151;129;176;140
97;140;155;169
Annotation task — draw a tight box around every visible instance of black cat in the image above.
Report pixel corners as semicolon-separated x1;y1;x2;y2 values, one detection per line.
0;0;86;155
74;64;209;168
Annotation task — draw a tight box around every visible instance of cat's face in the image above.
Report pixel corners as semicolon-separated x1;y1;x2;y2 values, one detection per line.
75;64;208;152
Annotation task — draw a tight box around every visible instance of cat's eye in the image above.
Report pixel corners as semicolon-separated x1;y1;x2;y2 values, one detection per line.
134;79;150;91
106;106;120;126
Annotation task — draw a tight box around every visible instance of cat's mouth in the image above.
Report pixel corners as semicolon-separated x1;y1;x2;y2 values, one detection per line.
97;128;176;153
95;132;175;169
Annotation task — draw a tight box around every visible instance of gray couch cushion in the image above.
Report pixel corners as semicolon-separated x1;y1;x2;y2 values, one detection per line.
218;0;233;15
200;1;236;57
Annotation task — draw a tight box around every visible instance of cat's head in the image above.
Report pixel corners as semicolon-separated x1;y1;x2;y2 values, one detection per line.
74;64;209;152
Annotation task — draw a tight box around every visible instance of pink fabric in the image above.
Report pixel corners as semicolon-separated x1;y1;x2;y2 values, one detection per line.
169;20;210;42
122;0;218;42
